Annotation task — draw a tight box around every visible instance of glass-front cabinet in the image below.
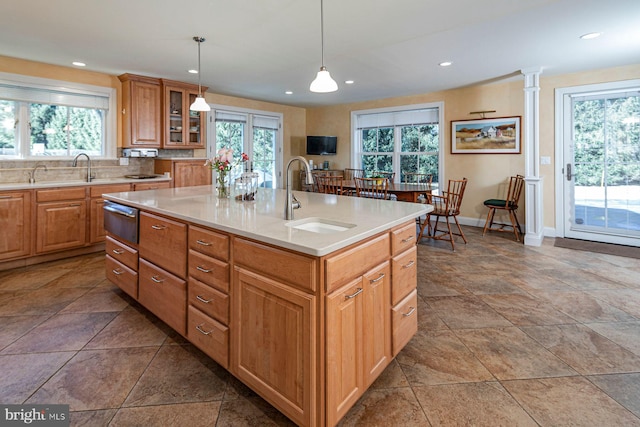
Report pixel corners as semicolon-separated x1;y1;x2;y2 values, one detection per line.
163;81;207;149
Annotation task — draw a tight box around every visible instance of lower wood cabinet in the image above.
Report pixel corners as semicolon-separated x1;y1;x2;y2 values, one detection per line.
325;261;391;426
139;211;187;278
105;254;138;299
36;200;87;253
392;289;418;356
0;190;31;261
187;305;229;368
231;266;314;427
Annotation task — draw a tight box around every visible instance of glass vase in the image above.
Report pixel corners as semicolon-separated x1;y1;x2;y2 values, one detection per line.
216;172;230;198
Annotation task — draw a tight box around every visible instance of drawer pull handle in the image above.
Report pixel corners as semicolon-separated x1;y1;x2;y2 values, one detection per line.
402;307;416;317
0;195;12;199
151;275;165;283
151;224;167;230
112;268;124;275
196;295;212;304
112;248;125;255
69;203;81;207
196;266;212;273
196;239;212;246
401;236;413;243
403;260;415;269
370;273;385;283
196;323;212;335
344;287;363;300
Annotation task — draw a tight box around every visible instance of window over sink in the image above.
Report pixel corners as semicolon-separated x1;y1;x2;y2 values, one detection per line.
0;72;116;159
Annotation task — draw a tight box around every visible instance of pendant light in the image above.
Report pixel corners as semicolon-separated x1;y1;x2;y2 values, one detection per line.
190;36;211;112
310;0;337;93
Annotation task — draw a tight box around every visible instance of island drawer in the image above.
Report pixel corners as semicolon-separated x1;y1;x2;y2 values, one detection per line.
106;235;138;271
139;212;187;278
139;258;187;336
188;306;229;369
106;255;138;299
391;289;418;357
233;238;317;292
36;187;86;202
325;233;390;293
188;249;229;293
390;221;416;255
188;277;229;324
189;226;229;261
391;246;417;305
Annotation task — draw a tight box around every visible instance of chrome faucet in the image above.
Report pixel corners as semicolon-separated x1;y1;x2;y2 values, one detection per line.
28;163;48;183
285;156;314;220
72;153;94;182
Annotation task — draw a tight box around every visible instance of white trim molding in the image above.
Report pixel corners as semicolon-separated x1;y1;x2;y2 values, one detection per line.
521;67;544;246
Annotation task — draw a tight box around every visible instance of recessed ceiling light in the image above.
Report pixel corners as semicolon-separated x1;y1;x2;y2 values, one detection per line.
72;61;86;67
580;32;602;40
285;91;293;95
188;69;198;74
439;61;452;67
345;80;354;84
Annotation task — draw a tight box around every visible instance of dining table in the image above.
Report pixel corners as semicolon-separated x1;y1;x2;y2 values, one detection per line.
341;180;437;203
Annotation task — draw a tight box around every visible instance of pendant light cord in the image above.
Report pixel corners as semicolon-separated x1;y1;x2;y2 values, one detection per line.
320;0;325;67
194;36;205;96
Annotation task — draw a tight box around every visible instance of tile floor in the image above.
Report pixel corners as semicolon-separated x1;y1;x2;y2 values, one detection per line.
2;227;640;426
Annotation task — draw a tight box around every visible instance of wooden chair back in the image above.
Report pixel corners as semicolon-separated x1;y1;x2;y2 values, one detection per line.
343;168;364;181
437;177;467;215
354;177;389;199
506;174;525;208
403;173;433;185
316;175;344;195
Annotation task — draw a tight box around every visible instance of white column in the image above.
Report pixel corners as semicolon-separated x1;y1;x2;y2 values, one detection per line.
521;67;544;246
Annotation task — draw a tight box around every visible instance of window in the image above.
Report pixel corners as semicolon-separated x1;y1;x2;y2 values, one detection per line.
211;106;282;188
0;73;115;159
352;103;443;184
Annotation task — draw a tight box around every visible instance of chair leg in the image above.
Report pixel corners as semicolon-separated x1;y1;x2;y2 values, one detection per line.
482;208;495;237
453;215;467;244
513;209;523;235
416;214;430;242
445;218;455;251
509;210;520;242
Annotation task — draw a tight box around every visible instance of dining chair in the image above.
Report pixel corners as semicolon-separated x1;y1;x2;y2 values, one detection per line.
354;177;389;200
371;171;396;181
312;172;328;192
417;177;468;251
316;174;344;195
482;174;525;241
343;168;364;181
403;173;433;185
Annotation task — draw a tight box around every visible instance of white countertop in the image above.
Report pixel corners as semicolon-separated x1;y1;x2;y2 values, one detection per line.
103;186;432;256
0;176;171;191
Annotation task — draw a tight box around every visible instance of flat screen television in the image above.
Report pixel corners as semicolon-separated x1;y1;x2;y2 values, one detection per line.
306;136;337;155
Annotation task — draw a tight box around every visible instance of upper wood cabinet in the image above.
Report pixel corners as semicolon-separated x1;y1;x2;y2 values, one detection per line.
162;79;207;149
118;74;162;148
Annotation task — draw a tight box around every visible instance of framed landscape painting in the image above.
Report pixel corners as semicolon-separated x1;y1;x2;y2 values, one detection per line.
451;116;521;154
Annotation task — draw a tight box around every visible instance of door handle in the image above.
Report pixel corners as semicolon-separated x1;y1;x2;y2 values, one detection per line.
566;163;572;181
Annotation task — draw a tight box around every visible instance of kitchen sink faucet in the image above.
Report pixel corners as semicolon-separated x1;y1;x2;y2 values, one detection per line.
72;153;94;182
28;163;48;183
284;156;314;220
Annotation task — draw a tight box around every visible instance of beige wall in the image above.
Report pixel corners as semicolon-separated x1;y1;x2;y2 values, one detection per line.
306;64;640;229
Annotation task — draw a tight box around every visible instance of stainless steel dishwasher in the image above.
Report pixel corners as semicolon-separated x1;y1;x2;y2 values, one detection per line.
103;200;139;244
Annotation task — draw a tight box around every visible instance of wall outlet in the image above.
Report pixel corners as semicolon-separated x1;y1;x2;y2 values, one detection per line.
540;156;551;165
119;157;129;166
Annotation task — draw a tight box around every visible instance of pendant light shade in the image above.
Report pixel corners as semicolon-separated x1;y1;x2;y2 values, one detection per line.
310;0;337;93
190;36;211;112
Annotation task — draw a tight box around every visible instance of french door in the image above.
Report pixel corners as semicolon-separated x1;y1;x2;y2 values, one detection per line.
208;108;282;189
558;81;640;246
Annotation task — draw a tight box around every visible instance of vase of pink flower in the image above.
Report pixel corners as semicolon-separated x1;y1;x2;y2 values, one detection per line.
205;147;249;198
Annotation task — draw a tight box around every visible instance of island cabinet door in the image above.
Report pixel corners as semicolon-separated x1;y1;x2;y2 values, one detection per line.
325;278;364;427
139;258;187;336
231;267;315;427
362;261;392;387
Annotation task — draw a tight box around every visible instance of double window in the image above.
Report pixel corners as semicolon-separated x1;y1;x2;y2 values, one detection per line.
352;103;443;184
0;73;115;158
211;107;282;188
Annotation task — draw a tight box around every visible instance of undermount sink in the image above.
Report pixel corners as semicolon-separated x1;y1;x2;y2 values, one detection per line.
286;217;356;234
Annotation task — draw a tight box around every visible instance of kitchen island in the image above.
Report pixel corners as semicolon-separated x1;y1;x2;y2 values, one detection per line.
103;185;431;427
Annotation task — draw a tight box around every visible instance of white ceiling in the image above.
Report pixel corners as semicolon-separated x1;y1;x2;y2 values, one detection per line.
1;0;639;107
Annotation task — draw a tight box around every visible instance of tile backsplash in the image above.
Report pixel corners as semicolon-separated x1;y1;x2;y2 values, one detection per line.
0;158;155;184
